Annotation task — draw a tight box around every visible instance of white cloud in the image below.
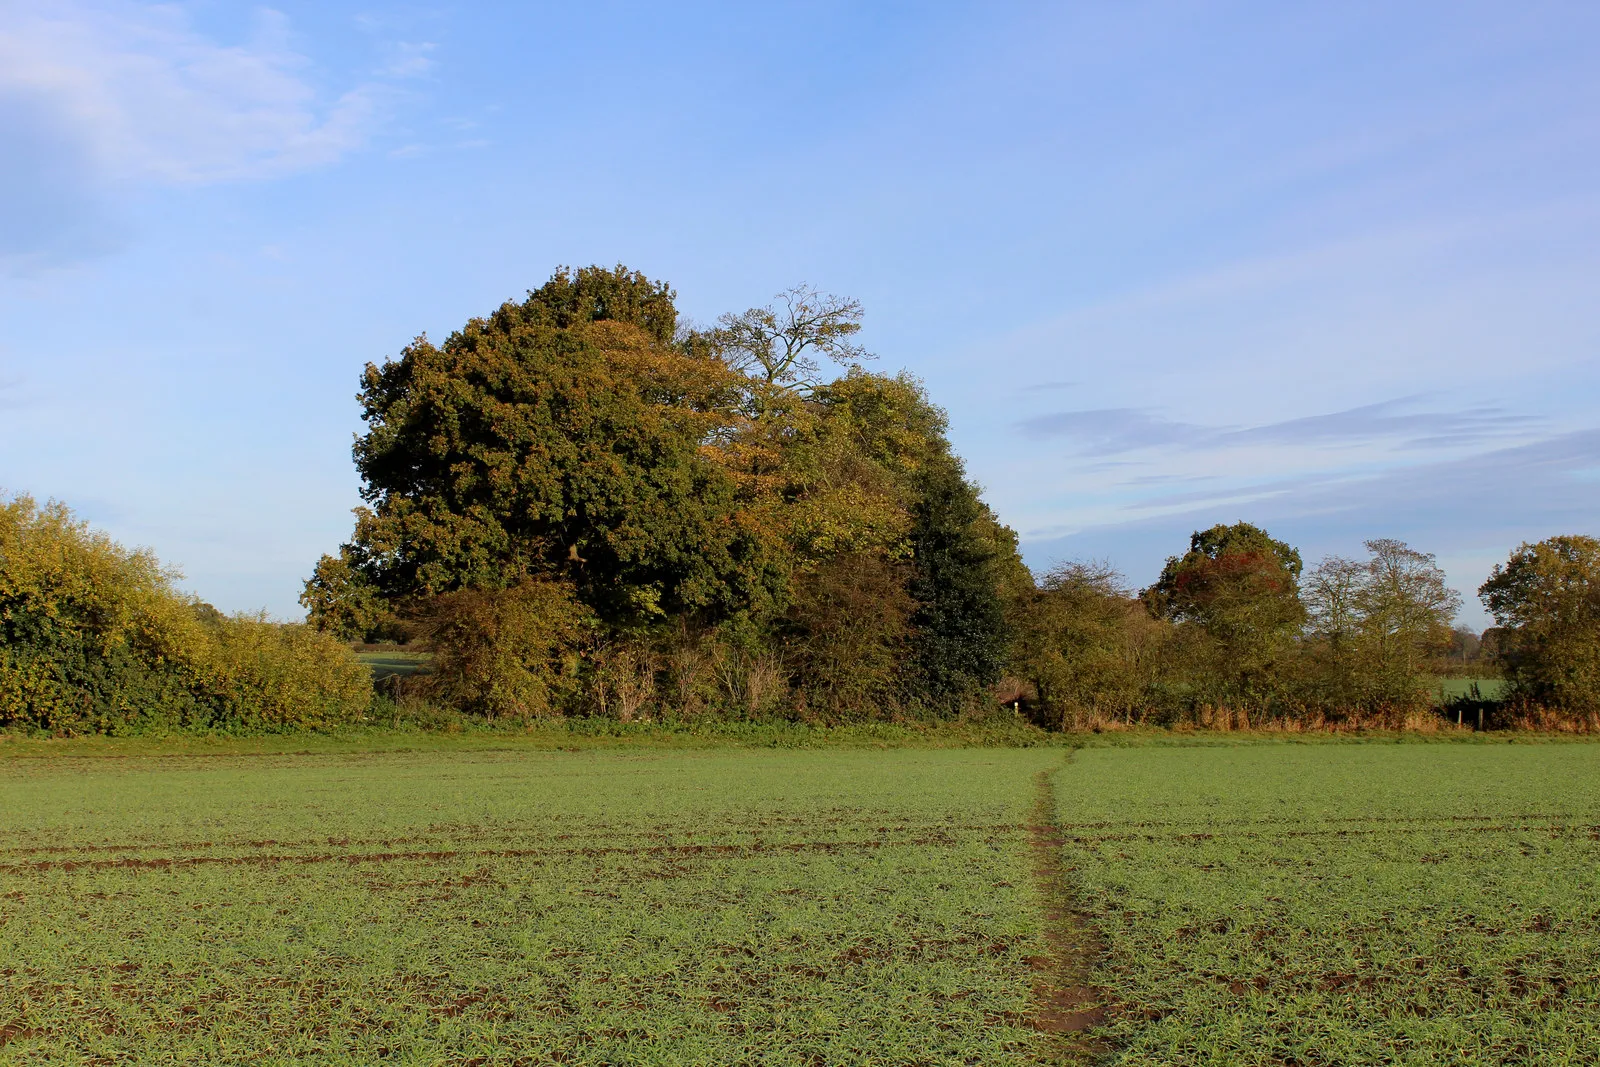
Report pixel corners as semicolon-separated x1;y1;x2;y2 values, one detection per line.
0;2;403;186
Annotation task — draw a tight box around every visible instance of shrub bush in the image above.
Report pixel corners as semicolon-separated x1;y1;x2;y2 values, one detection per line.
0;494;372;734
412;581;589;719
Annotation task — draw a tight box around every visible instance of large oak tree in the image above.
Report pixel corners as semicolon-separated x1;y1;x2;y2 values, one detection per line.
306;266;783;631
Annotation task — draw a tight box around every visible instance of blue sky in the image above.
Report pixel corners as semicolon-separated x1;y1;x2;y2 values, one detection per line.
2;1;1597;627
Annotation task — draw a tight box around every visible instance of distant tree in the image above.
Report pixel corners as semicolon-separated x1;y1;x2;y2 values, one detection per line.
1480;535;1600;712
1145;522;1305;708
1301;552;1368;708
1479;626;1506;665
1302;540;1460;711
1303;554;1364;649
1447;625;1483;665
1014;561;1171;728
1356;539;1461;685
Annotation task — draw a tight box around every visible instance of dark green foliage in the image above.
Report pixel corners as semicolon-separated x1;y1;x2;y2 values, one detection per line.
906;454;1012;709
517;263;680;345
337;266;777;627
782;551;913;719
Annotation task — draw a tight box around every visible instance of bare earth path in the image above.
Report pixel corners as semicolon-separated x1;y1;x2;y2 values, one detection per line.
1028;764;1111;1063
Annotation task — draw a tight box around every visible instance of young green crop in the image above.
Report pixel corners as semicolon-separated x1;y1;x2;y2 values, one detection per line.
0;748;1061;1065
1054;743;1600;1065
7;739;1596;1065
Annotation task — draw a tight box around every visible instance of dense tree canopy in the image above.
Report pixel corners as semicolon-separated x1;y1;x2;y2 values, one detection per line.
305;266;1025;721
313;267;781;631
1146;522;1305;629
905;453;1015;707
300;265;1568;731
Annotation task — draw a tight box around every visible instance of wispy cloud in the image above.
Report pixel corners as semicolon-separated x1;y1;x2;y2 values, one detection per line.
0;2;423;268
1017;398;1543;456
1017;407;1202;453
1226;400;1540;449
0;4;396;183
377;41;437;80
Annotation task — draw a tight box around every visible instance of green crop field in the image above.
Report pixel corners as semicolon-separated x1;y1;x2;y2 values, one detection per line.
2;741;1597;1065
355;650;432;682
0;748;1061;1065
1431;677;1507;703
1056;743;1600;1065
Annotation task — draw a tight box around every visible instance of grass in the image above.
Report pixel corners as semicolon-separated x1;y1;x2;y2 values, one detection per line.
354;650;431;683
0;748;1062;1065
1431;677;1507;703
1054;744;1600;1065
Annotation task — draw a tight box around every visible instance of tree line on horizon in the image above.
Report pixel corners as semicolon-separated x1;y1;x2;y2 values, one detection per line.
1016;526;1595;729
298;266;1598;730
2;266;1595;734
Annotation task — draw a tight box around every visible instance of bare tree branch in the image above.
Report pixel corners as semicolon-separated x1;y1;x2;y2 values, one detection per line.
713;284;874;393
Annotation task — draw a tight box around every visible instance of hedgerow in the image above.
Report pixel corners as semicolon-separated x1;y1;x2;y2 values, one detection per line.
0;494;370;734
